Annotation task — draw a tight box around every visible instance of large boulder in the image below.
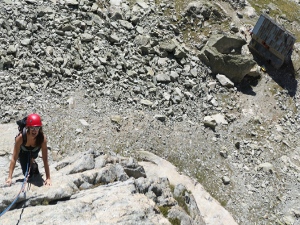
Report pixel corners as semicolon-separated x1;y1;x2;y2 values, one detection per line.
210;35;247;54
198;34;257;83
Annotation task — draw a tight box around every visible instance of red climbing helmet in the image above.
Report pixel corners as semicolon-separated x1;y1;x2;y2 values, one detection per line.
26;113;42;127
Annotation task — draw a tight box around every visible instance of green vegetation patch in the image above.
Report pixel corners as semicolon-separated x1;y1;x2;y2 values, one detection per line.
174;194;190;215
169;218;181;225
159;205;182;225
248;0;300;40
159;205;171;217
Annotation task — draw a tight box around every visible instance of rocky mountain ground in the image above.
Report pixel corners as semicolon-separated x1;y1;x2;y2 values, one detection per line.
0;0;300;224
1;128;236;224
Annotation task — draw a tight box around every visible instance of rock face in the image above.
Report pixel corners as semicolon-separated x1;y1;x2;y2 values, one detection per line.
138;150;237;225
198;35;257;83
1;178;171;225
0;124;234;225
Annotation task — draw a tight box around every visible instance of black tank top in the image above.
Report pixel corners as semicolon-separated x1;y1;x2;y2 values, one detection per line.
20;145;40;152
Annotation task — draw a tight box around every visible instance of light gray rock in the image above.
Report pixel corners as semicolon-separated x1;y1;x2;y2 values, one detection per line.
15;20;27;30
94;155;107;169
168;205;194;225
79;119;89;126
119;20;133;30
216;74;234;88
257;162;274;173
160;40;176;53
156;73;171;83
68;154;95;174
21;38;32;46
203;114;228;129
170;71;179;81
247;65;261;78
174;183;187;198
203;116;217;130
7;45;17;55
220;147;228;158
141;99;153;106
110;115;123;124
107;33;120;43
134;35;151;46
65;0;79;6
291;43;300;75
80;33;94;42
222;176;230;185
136;0;149;9
1;178;171;225
123;157;146;179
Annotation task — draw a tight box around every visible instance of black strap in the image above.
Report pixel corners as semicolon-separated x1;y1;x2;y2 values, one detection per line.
22;127;27;145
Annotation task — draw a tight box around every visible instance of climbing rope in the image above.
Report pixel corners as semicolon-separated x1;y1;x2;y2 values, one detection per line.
0;158;31;217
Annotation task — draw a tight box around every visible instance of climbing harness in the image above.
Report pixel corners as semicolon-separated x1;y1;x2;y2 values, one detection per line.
0;155;31;217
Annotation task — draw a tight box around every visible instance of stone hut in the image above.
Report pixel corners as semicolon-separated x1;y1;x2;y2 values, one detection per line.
249;14;296;69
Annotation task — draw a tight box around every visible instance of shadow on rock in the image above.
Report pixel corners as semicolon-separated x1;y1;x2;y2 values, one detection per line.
16;204;26;225
16;175;44;187
27;174;44;187
251;51;297;97
267;60;297;97
236;75;258;96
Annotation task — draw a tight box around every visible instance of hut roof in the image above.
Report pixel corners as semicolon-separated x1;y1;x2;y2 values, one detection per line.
252;14;296;57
